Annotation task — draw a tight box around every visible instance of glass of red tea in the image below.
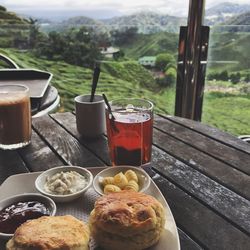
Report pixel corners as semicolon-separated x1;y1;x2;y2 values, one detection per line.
105;98;153;166
0;84;31;150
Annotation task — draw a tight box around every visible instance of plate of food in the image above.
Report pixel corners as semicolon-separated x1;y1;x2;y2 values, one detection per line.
0;166;180;250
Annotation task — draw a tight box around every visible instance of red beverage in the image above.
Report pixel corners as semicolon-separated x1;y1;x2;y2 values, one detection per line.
106;111;153;166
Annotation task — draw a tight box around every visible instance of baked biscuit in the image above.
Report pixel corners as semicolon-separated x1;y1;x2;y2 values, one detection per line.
6;215;89;250
89;190;165;250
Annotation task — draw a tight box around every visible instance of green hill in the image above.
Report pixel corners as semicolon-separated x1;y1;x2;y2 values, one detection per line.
101;61;156;90
207;32;250;72
111;10;250;75
0;48;173;114
118;25;249;65
120;32;178;59
0;5;29;25
0;5;30;48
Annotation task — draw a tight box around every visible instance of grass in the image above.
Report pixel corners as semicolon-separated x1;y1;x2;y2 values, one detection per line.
203;92;250;135
1;48;249;136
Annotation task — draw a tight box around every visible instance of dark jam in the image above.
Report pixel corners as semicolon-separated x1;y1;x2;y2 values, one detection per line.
0;201;50;234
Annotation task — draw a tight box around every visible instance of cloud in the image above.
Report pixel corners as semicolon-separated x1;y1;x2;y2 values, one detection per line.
0;0;188;12
2;0;250;19
2;0;189;17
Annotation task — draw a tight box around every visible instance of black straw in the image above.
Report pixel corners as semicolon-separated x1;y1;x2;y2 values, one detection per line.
90;66;100;102
102;93;119;133
102;94;114;119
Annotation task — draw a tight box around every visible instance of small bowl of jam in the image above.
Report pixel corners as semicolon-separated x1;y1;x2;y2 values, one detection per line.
0;193;56;239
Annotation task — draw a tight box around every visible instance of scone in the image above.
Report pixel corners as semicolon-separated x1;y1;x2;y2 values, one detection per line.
6;215;89;250
89;190;165;250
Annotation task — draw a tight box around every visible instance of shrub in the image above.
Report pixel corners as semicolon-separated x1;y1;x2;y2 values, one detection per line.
220;70;229;81
230;72;241;84
155;53;174;71
244;74;250;83
156;67;176;88
34;27;101;68
0;5;6;12
207;70;229;81
165;67;176;86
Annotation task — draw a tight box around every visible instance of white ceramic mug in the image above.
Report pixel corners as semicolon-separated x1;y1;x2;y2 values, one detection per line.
75;94;106;138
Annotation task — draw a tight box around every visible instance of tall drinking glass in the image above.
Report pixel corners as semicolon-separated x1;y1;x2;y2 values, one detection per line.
105;98;153;166
0;84;31;150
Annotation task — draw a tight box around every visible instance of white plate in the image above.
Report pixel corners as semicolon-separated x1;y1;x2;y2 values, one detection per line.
0;167;180;250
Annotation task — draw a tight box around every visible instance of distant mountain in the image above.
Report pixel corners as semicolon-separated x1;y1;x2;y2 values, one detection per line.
206;2;250;16
9;9;122;22
102;11;186;33
53;11;186;34
60;16;107;33
62;16;103;27
38;15;108;33
224;11;250;25
205;2;250;25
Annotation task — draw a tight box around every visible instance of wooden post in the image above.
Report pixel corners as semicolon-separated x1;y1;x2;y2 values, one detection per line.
175;0;209;121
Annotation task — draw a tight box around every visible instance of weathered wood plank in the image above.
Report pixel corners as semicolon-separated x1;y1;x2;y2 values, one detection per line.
32;115;105;167
153;129;250;200
0;151;29;185
154;116;250;174
0;239;7;249
18;130;64;172
150;147;250;233
178;229;204;250
145;167;250;250
50;112;111;165
162;114;250;154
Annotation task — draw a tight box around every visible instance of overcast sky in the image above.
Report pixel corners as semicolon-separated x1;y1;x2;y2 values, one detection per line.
1;0;250;19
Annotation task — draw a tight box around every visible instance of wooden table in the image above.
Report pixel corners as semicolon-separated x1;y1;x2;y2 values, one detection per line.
0;112;249;249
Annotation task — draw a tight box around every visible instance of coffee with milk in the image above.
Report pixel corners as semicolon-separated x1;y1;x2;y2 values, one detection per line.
0;85;31;149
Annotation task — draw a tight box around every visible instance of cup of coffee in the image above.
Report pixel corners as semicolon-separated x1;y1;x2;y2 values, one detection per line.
0;84;31;150
75;94;106;138
105;98;154;167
